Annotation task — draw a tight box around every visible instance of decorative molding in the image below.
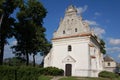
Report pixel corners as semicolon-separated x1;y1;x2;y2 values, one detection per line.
62;55;76;63
90;55;96;58
52;33;92;40
89;43;95;47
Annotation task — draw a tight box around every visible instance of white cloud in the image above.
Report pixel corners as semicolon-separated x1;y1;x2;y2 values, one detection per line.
84;20;98;26
93;27;105;37
11;40;17;45
107;47;120;53
4;45;15;59
4;39;17;59
118;54;120;58
84;20;105;38
109;38;120;45
94;12;101;16
29;54;43;64
77;5;88;15
35;55;43;64
85;19;106;52
76;5;105;38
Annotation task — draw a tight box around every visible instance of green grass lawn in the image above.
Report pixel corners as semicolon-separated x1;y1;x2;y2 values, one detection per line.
59;77;78;80
38;76;120;80
38;75;53;80
59;77;119;80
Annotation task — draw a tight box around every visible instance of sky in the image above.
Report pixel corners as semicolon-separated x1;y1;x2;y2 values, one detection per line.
4;0;120;63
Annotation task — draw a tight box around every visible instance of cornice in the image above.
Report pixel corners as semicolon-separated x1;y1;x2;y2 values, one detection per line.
52;33;92;40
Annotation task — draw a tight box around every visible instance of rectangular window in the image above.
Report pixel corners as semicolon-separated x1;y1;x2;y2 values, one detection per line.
63;30;65;34
75;28;77;32
68;45;72;51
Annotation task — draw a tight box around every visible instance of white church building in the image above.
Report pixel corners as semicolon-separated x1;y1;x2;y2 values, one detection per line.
44;5;104;77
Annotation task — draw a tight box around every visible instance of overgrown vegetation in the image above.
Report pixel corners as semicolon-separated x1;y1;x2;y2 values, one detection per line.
0;66;64;80
99;71;119;79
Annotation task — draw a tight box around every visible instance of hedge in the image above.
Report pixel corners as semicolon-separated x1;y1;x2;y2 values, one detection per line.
0;66;16;80
98;71;119;78
0;66;64;80
43;67;64;76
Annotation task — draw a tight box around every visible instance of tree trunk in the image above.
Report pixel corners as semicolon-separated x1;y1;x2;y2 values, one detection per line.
26;53;29;66
33;54;35;67
40;54;45;67
0;44;4;65
41;60;44;67
0;36;5;65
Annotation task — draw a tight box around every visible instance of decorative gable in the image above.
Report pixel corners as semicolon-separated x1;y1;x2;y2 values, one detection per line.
62;55;76;63
53;5;90;39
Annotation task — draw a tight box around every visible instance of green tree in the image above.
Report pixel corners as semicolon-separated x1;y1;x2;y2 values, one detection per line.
40;41;51;67
12;0;49;66
0;0;18;65
100;39;106;54
31;38;51;67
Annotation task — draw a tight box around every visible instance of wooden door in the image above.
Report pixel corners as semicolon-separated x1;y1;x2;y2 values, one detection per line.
65;64;72;76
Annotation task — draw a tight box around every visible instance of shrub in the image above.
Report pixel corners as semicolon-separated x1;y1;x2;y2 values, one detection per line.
0;66;64;80
43;67;64;76
0;66;17;80
99;71;119;78
17;66;39;80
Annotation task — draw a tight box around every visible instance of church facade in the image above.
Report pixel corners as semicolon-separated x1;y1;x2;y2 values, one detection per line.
44;5;104;77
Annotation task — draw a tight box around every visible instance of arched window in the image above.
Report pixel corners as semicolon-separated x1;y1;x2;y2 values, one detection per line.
68;45;72;51
63;30;65;34
75;28;77;32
